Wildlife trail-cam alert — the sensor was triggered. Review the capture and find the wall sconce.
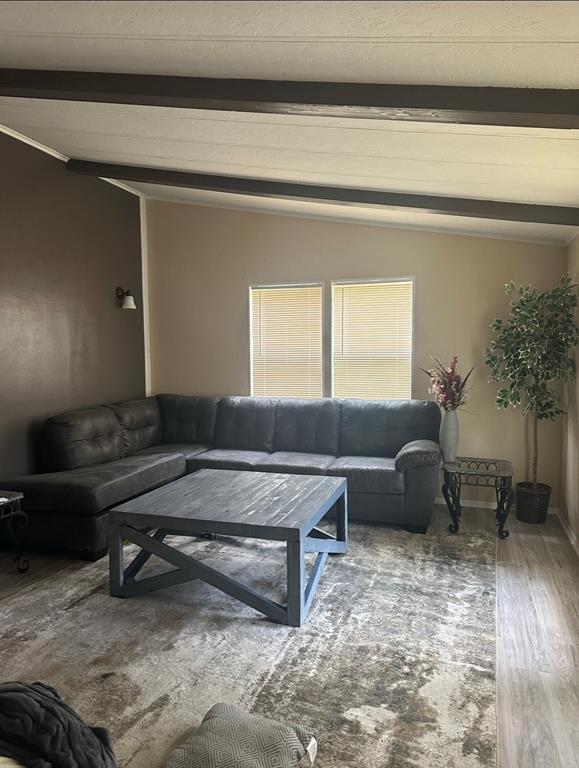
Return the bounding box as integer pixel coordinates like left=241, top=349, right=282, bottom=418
left=116, top=286, right=136, bottom=310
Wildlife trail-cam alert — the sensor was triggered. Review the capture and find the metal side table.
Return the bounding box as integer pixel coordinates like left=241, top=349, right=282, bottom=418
left=442, top=457, right=514, bottom=539
left=0, top=491, right=29, bottom=572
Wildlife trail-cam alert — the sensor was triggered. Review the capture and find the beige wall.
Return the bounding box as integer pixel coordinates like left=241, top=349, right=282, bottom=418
left=563, top=235, right=579, bottom=538
left=146, top=200, right=566, bottom=505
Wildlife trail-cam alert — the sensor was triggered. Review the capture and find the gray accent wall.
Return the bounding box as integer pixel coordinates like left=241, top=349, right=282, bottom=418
left=0, top=131, right=145, bottom=476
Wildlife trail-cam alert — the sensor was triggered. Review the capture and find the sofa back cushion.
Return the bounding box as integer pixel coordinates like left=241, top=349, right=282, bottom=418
left=274, top=398, right=339, bottom=455
left=339, top=399, right=441, bottom=458
left=111, top=397, right=161, bottom=454
left=43, top=406, right=126, bottom=471
left=214, top=396, right=277, bottom=452
left=156, top=394, right=220, bottom=445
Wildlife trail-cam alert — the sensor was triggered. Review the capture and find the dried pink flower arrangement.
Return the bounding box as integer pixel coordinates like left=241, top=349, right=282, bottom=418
left=421, top=356, right=473, bottom=411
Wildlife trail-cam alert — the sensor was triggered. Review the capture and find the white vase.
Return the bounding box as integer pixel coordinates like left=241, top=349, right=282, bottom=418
left=440, top=409, right=459, bottom=464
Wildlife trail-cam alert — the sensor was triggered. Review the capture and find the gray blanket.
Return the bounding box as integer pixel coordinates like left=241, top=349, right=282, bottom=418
left=0, top=682, right=117, bottom=768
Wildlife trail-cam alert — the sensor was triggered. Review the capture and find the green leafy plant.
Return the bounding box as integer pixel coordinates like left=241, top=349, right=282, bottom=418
left=485, top=275, right=578, bottom=487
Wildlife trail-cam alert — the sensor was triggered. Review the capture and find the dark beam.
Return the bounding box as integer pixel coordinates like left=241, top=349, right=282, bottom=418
left=66, top=159, right=579, bottom=227
left=1, top=69, right=578, bottom=129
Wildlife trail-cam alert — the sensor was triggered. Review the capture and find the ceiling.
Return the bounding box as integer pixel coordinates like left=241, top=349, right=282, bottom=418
left=0, top=1, right=578, bottom=245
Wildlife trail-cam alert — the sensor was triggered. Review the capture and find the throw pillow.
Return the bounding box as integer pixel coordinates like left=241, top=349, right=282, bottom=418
left=164, top=703, right=317, bottom=767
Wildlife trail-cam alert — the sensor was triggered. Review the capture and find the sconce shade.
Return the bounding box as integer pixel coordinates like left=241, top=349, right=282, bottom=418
left=116, top=286, right=137, bottom=310
left=121, top=291, right=136, bottom=310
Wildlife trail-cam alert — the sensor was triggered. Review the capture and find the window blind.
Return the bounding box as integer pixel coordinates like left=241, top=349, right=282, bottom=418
left=332, top=280, right=413, bottom=400
left=251, top=284, right=323, bottom=398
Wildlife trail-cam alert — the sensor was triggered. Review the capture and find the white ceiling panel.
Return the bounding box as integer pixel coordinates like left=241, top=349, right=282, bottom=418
left=0, top=99, right=577, bottom=169
left=34, top=148, right=579, bottom=207
left=0, top=99, right=577, bottom=206
left=0, top=1, right=578, bottom=86
left=0, top=1, right=577, bottom=244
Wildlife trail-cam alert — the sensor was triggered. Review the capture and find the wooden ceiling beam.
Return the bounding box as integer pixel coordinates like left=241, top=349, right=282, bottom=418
left=1, top=69, right=578, bottom=129
left=66, top=159, right=579, bottom=226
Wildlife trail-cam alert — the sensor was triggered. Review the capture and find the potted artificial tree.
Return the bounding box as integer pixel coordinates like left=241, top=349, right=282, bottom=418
left=485, top=275, right=578, bottom=523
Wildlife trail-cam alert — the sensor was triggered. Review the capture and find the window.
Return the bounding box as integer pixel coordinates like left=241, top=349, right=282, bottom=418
left=332, top=280, right=413, bottom=400
left=250, top=284, right=323, bottom=398
left=249, top=279, right=413, bottom=400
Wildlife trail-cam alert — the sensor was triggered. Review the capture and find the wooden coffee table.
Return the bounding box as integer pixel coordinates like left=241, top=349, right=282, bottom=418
left=108, top=469, right=348, bottom=626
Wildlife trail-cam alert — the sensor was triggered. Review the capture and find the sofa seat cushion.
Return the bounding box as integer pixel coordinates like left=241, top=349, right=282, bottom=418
left=188, top=449, right=271, bottom=472
left=255, top=452, right=335, bottom=475
left=137, top=443, right=211, bottom=472
left=138, top=443, right=210, bottom=460
left=2, top=453, right=185, bottom=516
left=327, top=456, right=405, bottom=494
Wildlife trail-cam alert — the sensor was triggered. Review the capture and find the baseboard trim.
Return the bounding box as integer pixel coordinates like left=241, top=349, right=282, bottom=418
left=435, top=497, right=579, bottom=558
left=434, top=496, right=561, bottom=515
left=556, top=509, right=579, bottom=559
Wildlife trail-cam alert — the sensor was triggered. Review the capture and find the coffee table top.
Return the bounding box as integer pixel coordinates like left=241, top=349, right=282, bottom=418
left=110, top=469, right=347, bottom=541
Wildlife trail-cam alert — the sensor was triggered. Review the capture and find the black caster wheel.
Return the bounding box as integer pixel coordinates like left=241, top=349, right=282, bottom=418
left=498, top=529, right=510, bottom=540
left=448, top=523, right=459, bottom=534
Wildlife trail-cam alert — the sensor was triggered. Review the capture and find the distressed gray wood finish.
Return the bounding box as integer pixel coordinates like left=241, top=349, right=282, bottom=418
left=108, top=469, right=348, bottom=626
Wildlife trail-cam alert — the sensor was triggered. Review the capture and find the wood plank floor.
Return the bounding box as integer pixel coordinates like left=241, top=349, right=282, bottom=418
left=430, top=504, right=579, bottom=768
left=1, top=504, right=578, bottom=767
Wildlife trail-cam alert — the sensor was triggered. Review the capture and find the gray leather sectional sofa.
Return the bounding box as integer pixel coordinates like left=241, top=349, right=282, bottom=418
left=1, top=395, right=441, bottom=560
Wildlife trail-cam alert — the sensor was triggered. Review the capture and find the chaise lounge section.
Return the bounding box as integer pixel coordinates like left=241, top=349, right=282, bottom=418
left=1, top=395, right=441, bottom=560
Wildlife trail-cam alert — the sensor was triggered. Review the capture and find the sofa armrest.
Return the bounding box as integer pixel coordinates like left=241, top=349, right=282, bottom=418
left=395, top=440, right=441, bottom=472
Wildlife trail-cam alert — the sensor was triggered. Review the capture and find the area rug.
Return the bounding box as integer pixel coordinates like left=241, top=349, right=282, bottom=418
left=0, top=525, right=496, bottom=768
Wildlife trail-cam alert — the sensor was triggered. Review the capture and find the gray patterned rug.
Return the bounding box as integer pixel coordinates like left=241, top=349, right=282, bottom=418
left=0, top=525, right=496, bottom=768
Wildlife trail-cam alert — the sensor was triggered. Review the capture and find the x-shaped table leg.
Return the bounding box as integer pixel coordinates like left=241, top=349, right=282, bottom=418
left=109, top=493, right=348, bottom=627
